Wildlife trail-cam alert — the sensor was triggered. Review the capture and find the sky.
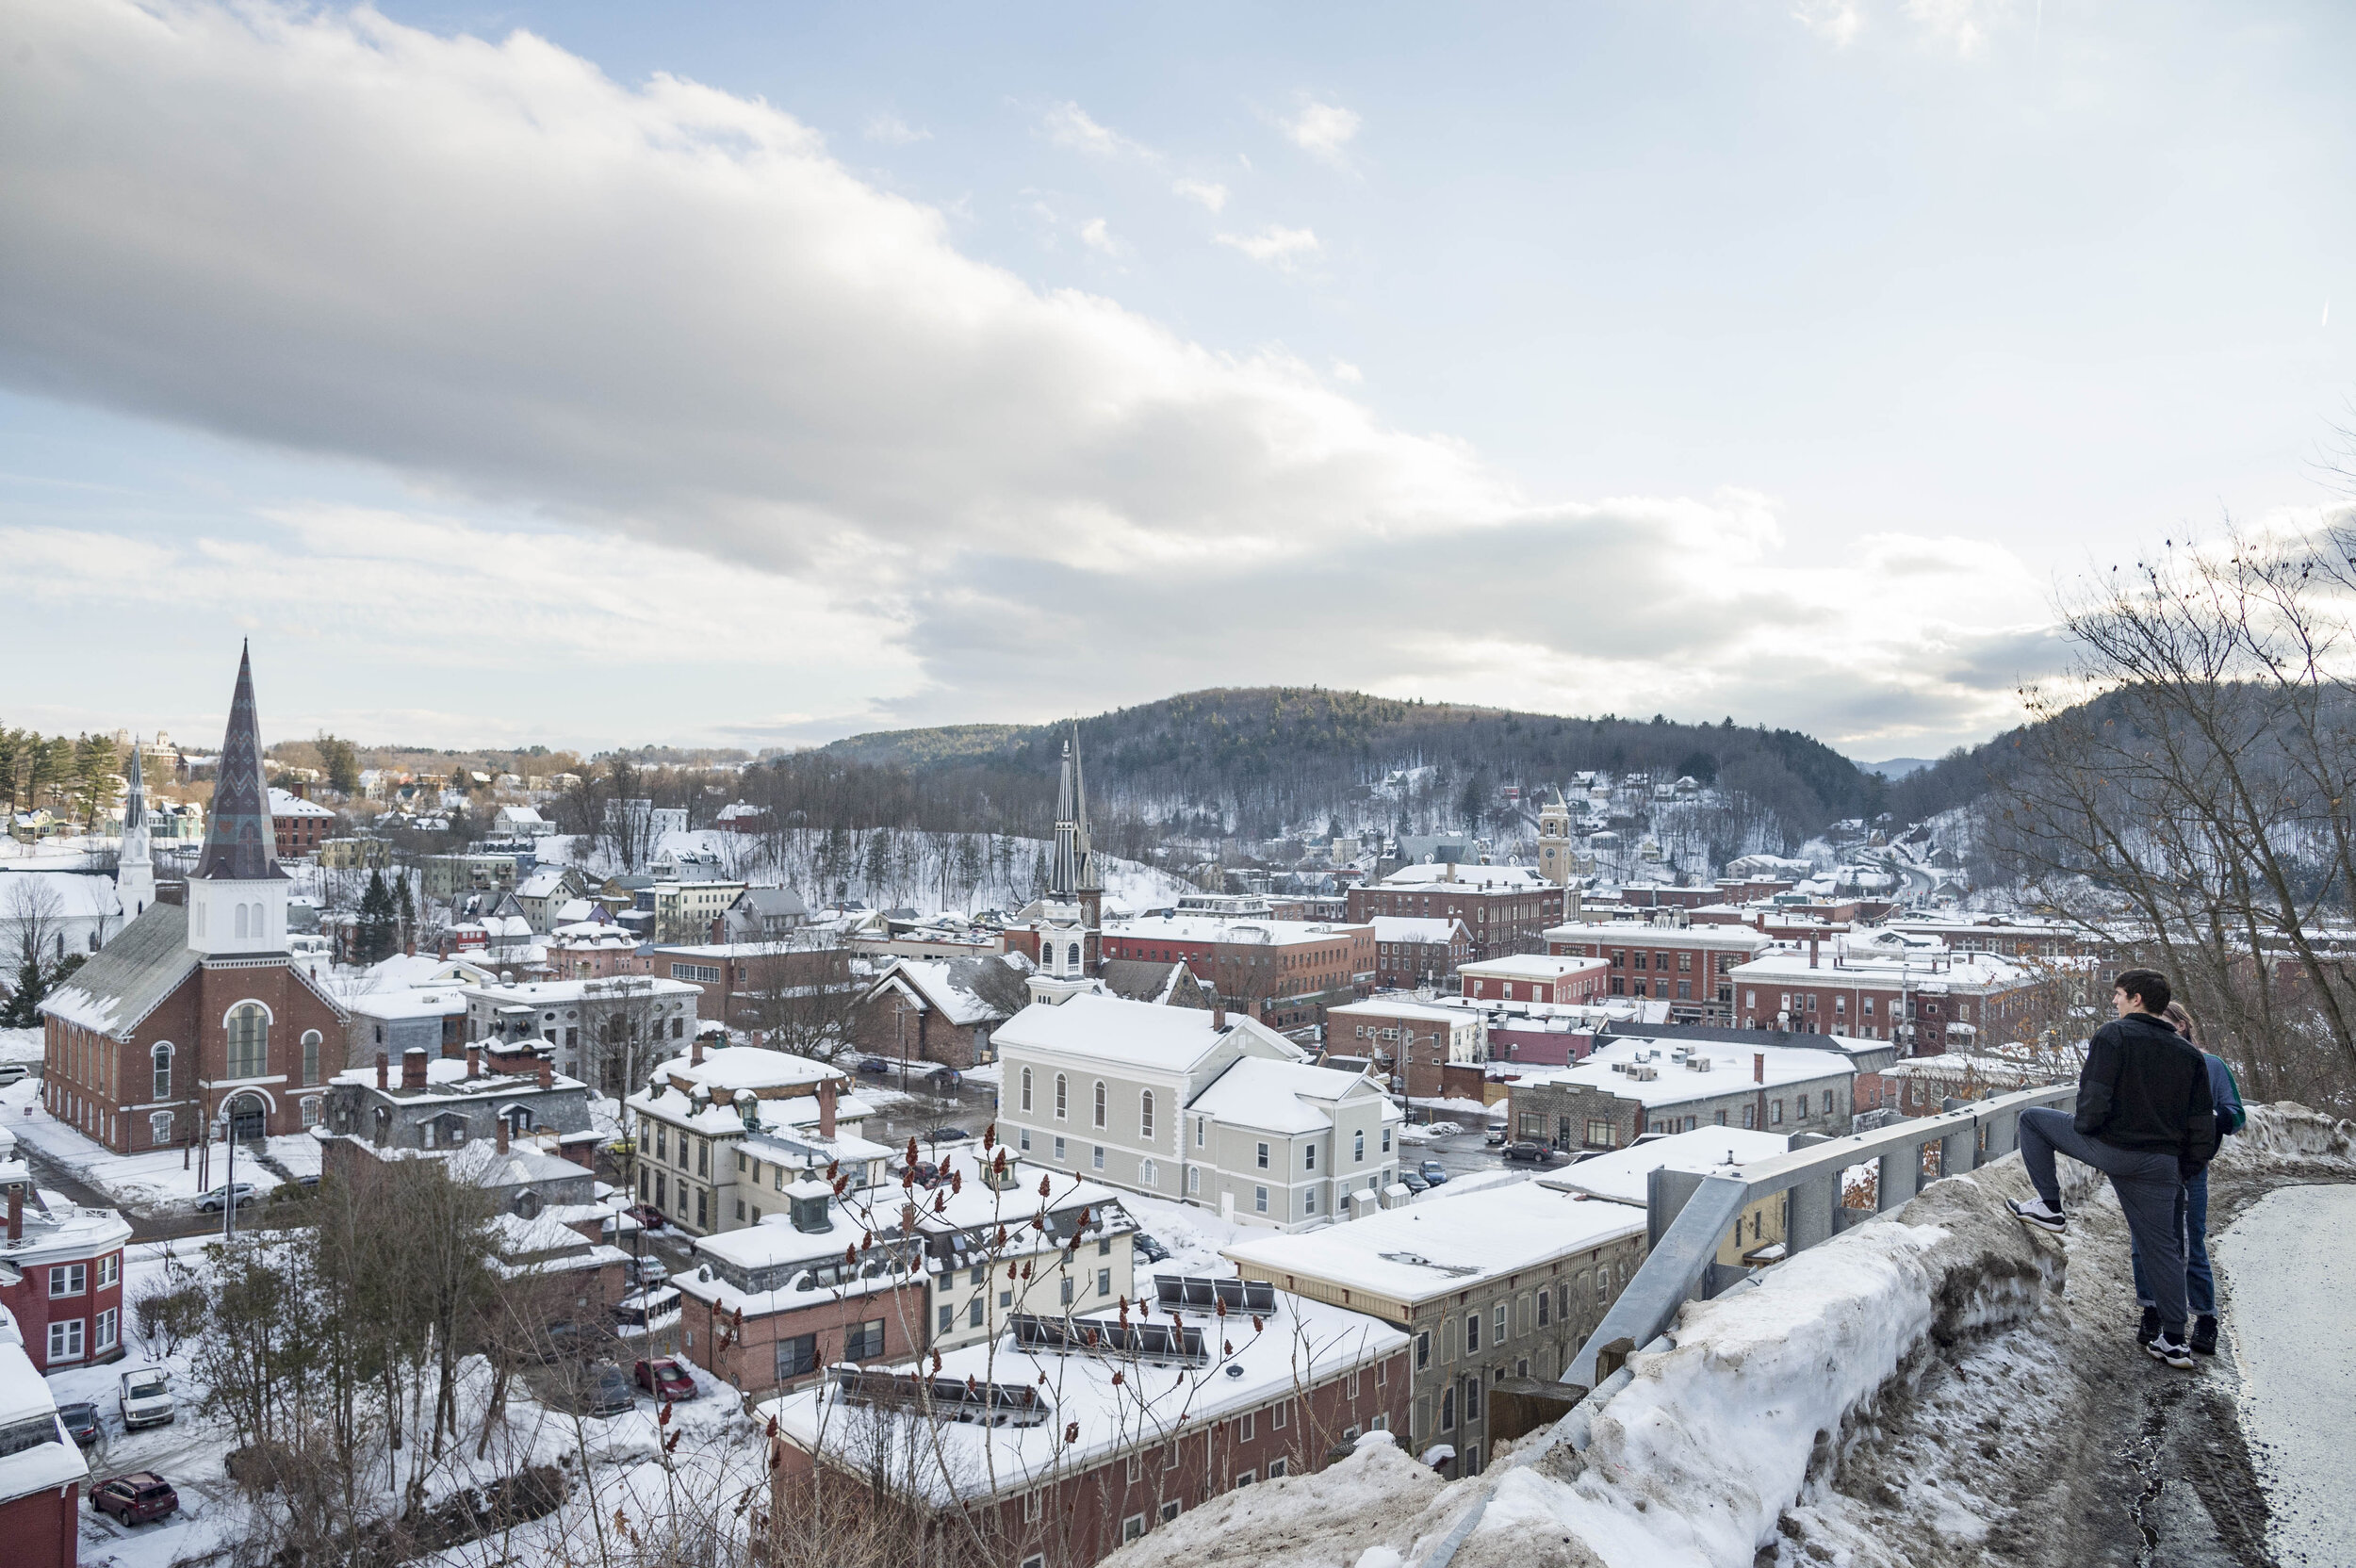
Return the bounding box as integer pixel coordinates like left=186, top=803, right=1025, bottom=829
left=1, top=0, right=2350, bottom=763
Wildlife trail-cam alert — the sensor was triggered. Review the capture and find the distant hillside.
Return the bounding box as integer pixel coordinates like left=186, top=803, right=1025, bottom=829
left=1859, top=757, right=1937, bottom=778
left=821, top=687, right=1882, bottom=851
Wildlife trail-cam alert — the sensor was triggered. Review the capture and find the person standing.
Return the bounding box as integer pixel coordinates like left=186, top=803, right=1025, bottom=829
left=2128, top=1002, right=2246, bottom=1354
left=2006, top=969, right=2218, bottom=1368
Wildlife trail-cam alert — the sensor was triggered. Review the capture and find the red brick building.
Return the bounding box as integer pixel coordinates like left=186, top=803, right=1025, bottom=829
left=1100, top=915, right=1374, bottom=1031
left=1367, top=915, right=1470, bottom=988
left=1726, top=931, right=2052, bottom=1051
left=1346, top=865, right=1566, bottom=964
left=1544, top=920, right=1773, bottom=1024
left=1457, top=954, right=1609, bottom=1006
left=267, top=784, right=336, bottom=861
left=0, top=1341, right=86, bottom=1568
left=0, top=1163, right=132, bottom=1374
left=40, top=646, right=350, bottom=1153
left=1326, top=997, right=1485, bottom=1099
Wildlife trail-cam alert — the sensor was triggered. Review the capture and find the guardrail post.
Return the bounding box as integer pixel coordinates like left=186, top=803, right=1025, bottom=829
left=1938, top=1099, right=1976, bottom=1178
left=1984, top=1104, right=2020, bottom=1158
left=1877, top=1138, right=1919, bottom=1211
left=1785, top=1132, right=1834, bottom=1255
left=1647, top=1166, right=1706, bottom=1251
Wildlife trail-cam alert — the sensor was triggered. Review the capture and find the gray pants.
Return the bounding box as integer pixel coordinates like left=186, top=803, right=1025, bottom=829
left=2019, top=1107, right=2189, bottom=1333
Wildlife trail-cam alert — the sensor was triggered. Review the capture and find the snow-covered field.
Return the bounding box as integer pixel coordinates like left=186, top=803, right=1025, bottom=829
left=0, top=1080, right=312, bottom=1207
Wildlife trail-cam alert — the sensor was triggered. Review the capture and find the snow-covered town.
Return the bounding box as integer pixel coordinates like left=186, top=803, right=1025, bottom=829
left=8, top=5, right=2356, bottom=1566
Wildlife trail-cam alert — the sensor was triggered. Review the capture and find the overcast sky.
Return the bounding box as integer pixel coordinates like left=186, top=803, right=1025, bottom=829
left=2, top=0, right=2349, bottom=761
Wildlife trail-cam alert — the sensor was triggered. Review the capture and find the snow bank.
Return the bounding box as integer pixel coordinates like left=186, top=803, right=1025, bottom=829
left=1106, top=1429, right=1450, bottom=1568
left=0, top=1027, right=41, bottom=1066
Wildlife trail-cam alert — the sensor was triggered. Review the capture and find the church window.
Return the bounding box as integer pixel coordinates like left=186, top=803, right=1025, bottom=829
left=1140, top=1090, right=1154, bottom=1140
left=152, top=1042, right=173, bottom=1102
left=234, top=904, right=250, bottom=939
left=1021, top=1068, right=1034, bottom=1112
left=1055, top=1074, right=1068, bottom=1119
left=1067, top=943, right=1081, bottom=970
left=226, top=1004, right=270, bottom=1080
left=1093, top=1080, right=1107, bottom=1129
left=302, top=1030, right=321, bottom=1086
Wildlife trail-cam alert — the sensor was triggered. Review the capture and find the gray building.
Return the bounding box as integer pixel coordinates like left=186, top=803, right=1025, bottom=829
left=1506, top=1034, right=1857, bottom=1153
left=321, top=1040, right=599, bottom=1160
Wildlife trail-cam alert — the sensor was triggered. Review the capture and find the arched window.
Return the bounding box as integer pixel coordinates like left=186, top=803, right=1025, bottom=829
left=1092, top=1080, right=1107, bottom=1130
left=148, top=1111, right=174, bottom=1147
left=1021, top=1068, right=1034, bottom=1113
left=1141, top=1158, right=1158, bottom=1187
left=507, top=1106, right=533, bottom=1134
left=234, top=903, right=250, bottom=939
left=1139, top=1090, right=1154, bottom=1140
left=1055, top=1074, right=1068, bottom=1119
left=151, top=1043, right=173, bottom=1102
left=226, top=1004, right=269, bottom=1080
left=1067, top=942, right=1081, bottom=970
left=301, top=1030, right=321, bottom=1086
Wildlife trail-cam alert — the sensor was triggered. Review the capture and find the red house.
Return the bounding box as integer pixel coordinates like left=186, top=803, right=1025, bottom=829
left=0, top=1341, right=86, bottom=1568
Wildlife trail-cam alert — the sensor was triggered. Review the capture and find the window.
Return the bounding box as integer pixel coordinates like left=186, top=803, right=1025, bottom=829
left=1196, top=1118, right=1205, bottom=1148
left=1141, top=1158, right=1157, bottom=1186
left=149, top=1111, right=174, bottom=1146
left=152, top=1042, right=172, bottom=1101
left=1067, top=942, right=1081, bottom=970
left=1464, top=1379, right=1481, bottom=1421
left=1354, top=1129, right=1365, bottom=1162
left=1093, top=1081, right=1107, bottom=1129
left=1187, top=1167, right=1200, bottom=1195
left=734, top=1200, right=745, bottom=1222
left=1495, top=1303, right=1508, bottom=1344
left=1256, top=1142, right=1269, bottom=1169
left=1021, top=1068, right=1033, bottom=1112
left=47, top=1318, right=83, bottom=1363
left=1304, top=1186, right=1317, bottom=1215
left=1140, top=1090, right=1154, bottom=1140
left=48, top=1263, right=86, bottom=1298
left=969, top=1297, right=986, bottom=1328
left=1242, top=1410, right=1256, bottom=1441
left=1061, top=1277, right=1076, bottom=1306
left=1440, top=1388, right=1455, bottom=1430
left=1594, top=1271, right=1608, bottom=1305
left=1054, top=1137, right=1066, bottom=1162
left=301, top=1030, right=321, bottom=1086
left=776, top=1334, right=818, bottom=1380
left=843, top=1320, right=886, bottom=1360
left=1742, top=1105, right=1758, bottom=1129
left=1235, top=1470, right=1256, bottom=1488
left=1585, top=1119, right=1615, bottom=1148
left=226, top=1003, right=269, bottom=1080
left=1304, top=1144, right=1316, bottom=1171
left=1268, top=1458, right=1288, bottom=1478
left=94, top=1307, right=119, bottom=1353
left=1091, top=1145, right=1104, bottom=1170
left=1055, top=1075, right=1068, bottom=1119
left=1537, top=1290, right=1550, bottom=1327
left=1019, top=1128, right=1032, bottom=1152
left=1464, top=1310, right=1480, bottom=1353
left=939, top=1304, right=954, bottom=1334
left=1099, top=1268, right=1112, bottom=1298
left=1023, top=1493, right=1045, bottom=1525
left=1254, top=1185, right=1268, bottom=1214
left=1824, top=1090, right=1836, bottom=1115
left=1161, top=1501, right=1182, bottom=1524
left=300, top=1097, right=319, bottom=1130
left=1122, top=1516, right=1146, bottom=1544
left=1415, top=1331, right=1431, bottom=1370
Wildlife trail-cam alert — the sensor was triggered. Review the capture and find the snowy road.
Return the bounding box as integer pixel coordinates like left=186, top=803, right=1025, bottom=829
left=2217, top=1184, right=2356, bottom=1568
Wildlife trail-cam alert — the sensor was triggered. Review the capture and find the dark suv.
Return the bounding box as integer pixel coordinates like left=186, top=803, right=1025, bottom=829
left=91, top=1472, right=179, bottom=1526
left=1501, top=1141, right=1562, bottom=1165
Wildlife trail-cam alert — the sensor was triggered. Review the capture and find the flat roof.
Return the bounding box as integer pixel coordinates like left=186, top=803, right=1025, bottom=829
left=1535, top=1127, right=1790, bottom=1204
left=1508, top=1035, right=1853, bottom=1106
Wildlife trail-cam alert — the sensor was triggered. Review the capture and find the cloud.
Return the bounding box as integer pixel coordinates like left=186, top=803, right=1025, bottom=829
left=1283, top=99, right=1362, bottom=163
left=863, top=110, right=929, bottom=145
left=1172, top=177, right=1229, bottom=212
left=1077, top=217, right=1119, bottom=255
left=0, top=0, right=2056, bottom=753
left=1215, top=225, right=1323, bottom=270
left=1787, top=0, right=2013, bottom=55
left=1041, top=101, right=1142, bottom=158
left=1790, top=0, right=1866, bottom=45
left=1331, top=360, right=1363, bottom=384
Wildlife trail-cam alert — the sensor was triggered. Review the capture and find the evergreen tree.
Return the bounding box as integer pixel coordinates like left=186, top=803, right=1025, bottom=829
left=393, top=874, right=416, bottom=945
left=356, top=870, right=397, bottom=964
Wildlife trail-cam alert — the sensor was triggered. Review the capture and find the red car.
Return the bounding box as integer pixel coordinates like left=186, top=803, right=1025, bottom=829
left=91, top=1472, right=179, bottom=1526
left=623, top=1203, right=669, bottom=1232
left=635, top=1357, right=696, bottom=1401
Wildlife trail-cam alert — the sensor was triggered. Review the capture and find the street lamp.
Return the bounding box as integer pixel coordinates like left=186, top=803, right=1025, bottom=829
left=210, top=1104, right=238, bottom=1242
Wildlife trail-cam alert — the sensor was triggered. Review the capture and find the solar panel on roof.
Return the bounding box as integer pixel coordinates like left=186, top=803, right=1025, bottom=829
left=1153, top=1275, right=1277, bottom=1314
left=833, top=1367, right=1050, bottom=1427
left=1010, top=1312, right=1207, bottom=1365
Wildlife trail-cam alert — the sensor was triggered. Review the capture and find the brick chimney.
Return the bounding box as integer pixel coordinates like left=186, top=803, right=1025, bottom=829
left=536, top=1057, right=553, bottom=1090
left=401, top=1047, right=429, bottom=1090
left=496, top=1119, right=510, bottom=1154
left=818, top=1078, right=837, bottom=1137
left=466, top=1044, right=481, bottom=1080
left=404, top=938, right=417, bottom=958
left=691, top=1036, right=705, bottom=1067
left=6, top=1186, right=20, bottom=1242
left=1753, top=1052, right=1766, bottom=1084
left=1212, top=1004, right=1227, bottom=1031
left=1808, top=934, right=1820, bottom=970
left=376, top=1052, right=389, bottom=1089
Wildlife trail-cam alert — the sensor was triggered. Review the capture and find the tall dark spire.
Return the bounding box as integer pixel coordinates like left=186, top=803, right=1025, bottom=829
left=122, top=737, right=146, bottom=831
left=194, top=642, right=285, bottom=882
left=1049, top=725, right=1104, bottom=907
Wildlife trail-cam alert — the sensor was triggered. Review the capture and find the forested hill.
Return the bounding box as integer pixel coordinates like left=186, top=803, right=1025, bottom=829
left=822, top=687, right=1880, bottom=845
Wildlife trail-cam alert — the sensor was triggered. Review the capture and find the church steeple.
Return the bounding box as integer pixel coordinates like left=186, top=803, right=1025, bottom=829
left=116, top=735, right=155, bottom=919
left=187, top=642, right=290, bottom=957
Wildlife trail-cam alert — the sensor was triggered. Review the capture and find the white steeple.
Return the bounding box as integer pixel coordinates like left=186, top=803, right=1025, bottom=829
left=186, top=642, right=290, bottom=958
left=116, top=735, right=155, bottom=920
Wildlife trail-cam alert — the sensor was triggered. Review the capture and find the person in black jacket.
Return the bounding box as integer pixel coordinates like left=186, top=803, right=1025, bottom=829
left=2006, top=969, right=2218, bottom=1368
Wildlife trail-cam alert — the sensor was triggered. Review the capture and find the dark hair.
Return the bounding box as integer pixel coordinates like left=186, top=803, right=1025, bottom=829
left=2164, top=1001, right=2199, bottom=1043
left=2115, top=969, right=2172, bottom=1015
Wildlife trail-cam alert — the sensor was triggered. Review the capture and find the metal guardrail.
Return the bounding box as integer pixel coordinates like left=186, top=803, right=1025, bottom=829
left=1413, top=1082, right=2076, bottom=1568
left=1562, top=1081, right=2076, bottom=1388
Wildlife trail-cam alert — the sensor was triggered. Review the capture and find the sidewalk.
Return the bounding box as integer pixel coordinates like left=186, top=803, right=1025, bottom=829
left=0, top=1079, right=307, bottom=1210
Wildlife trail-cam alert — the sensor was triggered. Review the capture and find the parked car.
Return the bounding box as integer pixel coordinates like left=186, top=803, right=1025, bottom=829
left=1501, top=1141, right=1561, bottom=1166
left=627, top=1253, right=671, bottom=1286
left=928, top=1066, right=963, bottom=1090
left=857, top=1056, right=893, bottom=1076
left=1418, top=1160, right=1449, bottom=1185
left=196, top=1182, right=259, bottom=1212
left=922, top=1126, right=973, bottom=1145
left=118, top=1367, right=174, bottom=1430
left=1483, top=1128, right=1508, bottom=1148
left=56, top=1401, right=101, bottom=1447
left=90, top=1472, right=179, bottom=1527
left=635, top=1357, right=696, bottom=1401
left=1398, top=1169, right=1431, bottom=1194
left=586, top=1364, right=637, bottom=1417
left=622, top=1203, right=669, bottom=1232
left=1422, top=1120, right=1462, bottom=1138
left=0, top=1063, right=28, bottom=1086
left=1133, top=1233, right=1171, bottom=1264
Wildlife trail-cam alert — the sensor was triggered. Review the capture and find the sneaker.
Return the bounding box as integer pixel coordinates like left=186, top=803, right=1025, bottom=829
left=2007, top=1197, right=2067, bottom=1233
left=2136, top=1306, right=2160, bottom=1347
left=2190, top=1315, right=2219, bottom=1356
left=2147, top=1332, right=2197, bottom=1370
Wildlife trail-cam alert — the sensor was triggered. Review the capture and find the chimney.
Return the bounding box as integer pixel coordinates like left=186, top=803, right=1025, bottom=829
left=401, top=1047, right=429, bottom=1090
left=691, top=1036, right=705, bottom=1067
left=1753, top=1052, right=1766, bottom=1085
left=1808, top=934, right=1820, bottom=970
left=466, top=1043, right=481, bottom=1080
left=496, top=1119, right=510, bottom=1154
left=535, top=1057, right=553, bottom=1090
left=818, top=1078, right=837, bottom=1138
left=376, top=1052, right=389, bottom=1090
left=6, top=1186, right=19, bottom=1242
left=404, top=939, right=417, bottom=958
left=1212, top=1004, right=1227, bottom=1031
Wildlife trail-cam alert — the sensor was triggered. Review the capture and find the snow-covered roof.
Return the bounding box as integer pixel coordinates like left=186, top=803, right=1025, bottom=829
left=1509, top=1035, right=1855, bottom=1106
left=338, top=952, right=497, bottom=992
left=657, top=1045, right=841, bottom=1095
left=865, top=954, right=1030, bottom=1026
left=462, top=975, right=697, bottom=1005
left=1728, top=932, right=2034, bottom=989
left=1326, top=996, right=1479, bottom=1027
left=1107, top=913, right=1366, bottom=948
left=1368, top=916, right=1466, bottom=943
left=37, top=901, right=194, bottom=1038
left=266, top=786, right=336, bottom=820
left=761, top=1285, right=1404, bottom=1502
left=1221, top=1182, right=1645, bottom=1310
left=0, top=1342, right=87, bottom=1506
left=1379, top=862, right=1552, bottom=890
left=1535, top=1127, right=1791, bottom=1205
left=329, top=1053, right=588, bottom=1100
left=994, top=990, right=1301, bottom=1074
left=339, top=987, right=466, bottom=1021
left=1188, top=1057, right=1399, bottom=1135
left=1543, top=920, right=1772, bottom=951
left=1457, top=954, right=1609, bottom=982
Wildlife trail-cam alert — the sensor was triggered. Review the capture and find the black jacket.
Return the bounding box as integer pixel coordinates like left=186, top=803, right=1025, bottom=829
left=2074, top=1012, right=2220, bottom=1166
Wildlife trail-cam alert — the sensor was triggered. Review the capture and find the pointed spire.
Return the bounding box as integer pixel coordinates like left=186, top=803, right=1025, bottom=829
left=194, top=641, right=286, bottom=883
left=123, top=736, right=145, bottom=831
left=1072, top=724, right=1102, bottom=894
left=1050, top=736, right=1080, bottom=899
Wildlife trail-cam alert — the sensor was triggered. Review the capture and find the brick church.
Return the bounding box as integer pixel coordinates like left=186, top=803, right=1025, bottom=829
left=40, top=645, right=349, bottom=1153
